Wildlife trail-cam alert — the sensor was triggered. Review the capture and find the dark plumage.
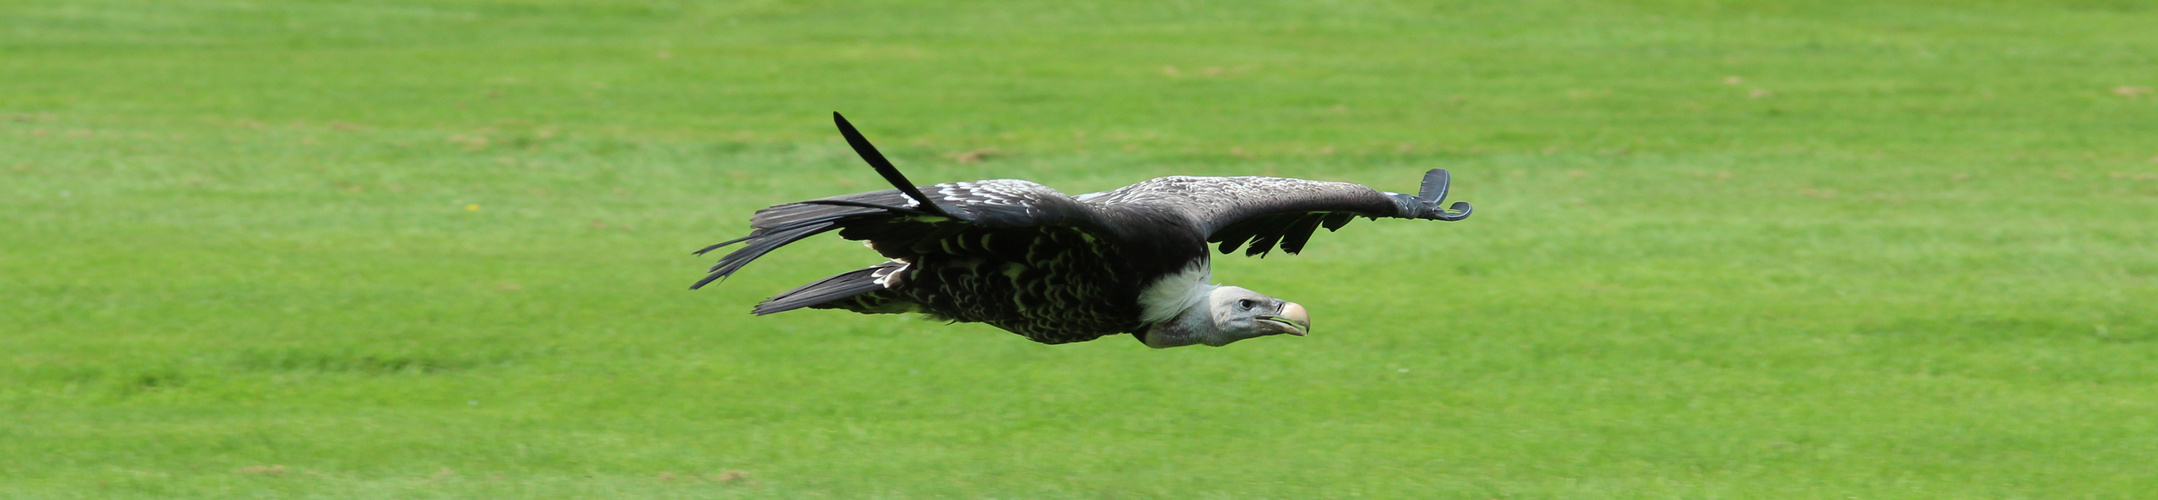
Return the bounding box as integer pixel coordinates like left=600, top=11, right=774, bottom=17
left=693, top=113, right=1473, bottom=348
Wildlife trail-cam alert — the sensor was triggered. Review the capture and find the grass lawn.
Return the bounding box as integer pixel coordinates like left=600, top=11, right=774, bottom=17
left=4, top=0, right=2156, bottom=497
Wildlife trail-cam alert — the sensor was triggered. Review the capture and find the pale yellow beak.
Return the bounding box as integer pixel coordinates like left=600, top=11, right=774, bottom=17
left=1278, top=302, right=1310, bottom=336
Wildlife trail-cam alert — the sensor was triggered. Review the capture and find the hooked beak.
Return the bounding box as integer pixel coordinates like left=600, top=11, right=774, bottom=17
left=1265, top=302, right=1311, bottom=336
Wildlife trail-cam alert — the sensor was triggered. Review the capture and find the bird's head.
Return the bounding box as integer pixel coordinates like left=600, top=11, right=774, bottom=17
left=1141, top=286, right=1310, bottom=348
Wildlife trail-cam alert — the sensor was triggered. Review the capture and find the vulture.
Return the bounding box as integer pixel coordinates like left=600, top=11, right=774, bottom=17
left=693, top=113, right=1473, bottom=348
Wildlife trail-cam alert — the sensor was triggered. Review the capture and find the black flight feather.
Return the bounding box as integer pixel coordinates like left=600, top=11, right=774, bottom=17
left=692, top=223, right=840, bottom=289
left=1418, top=168, right=1451, bottom=203
left=1245, top=230, right=1284, bottom=257
left=796, top=199, right=932, bottom=214
left=693, top=234, right=753, bottom=256
left=753, top=265, right=894, bottom=315
left=834, top=112, right=949, bottom=217
left=1321, top=212, right=1356, bottom=231
left=1277, top=213, right=1326, bottom=255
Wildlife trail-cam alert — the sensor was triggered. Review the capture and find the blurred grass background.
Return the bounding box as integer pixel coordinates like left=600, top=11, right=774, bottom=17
left=4, top=0, right=2156, bottom=497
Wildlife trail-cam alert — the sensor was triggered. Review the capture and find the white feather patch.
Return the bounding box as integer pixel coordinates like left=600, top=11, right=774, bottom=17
left=1137, top=260, right=1213, bottom=324
left=872, top=260, right=909, bottom=288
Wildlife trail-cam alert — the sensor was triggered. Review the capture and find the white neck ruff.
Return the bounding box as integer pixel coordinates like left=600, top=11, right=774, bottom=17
left=1137, top=261, right=1214, bottom=324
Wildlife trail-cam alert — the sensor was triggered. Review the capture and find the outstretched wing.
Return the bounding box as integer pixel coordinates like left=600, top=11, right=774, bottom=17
left=691, top=113, right=1111, bottom=290
left=1078, top=169, right=1471, bottom=257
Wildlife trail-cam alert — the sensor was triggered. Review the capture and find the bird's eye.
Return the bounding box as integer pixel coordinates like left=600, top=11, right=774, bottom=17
left=1238, top=299, right=1255, bottom=310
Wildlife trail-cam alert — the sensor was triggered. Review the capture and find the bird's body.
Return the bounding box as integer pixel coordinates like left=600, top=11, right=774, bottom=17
left=695, top=114, right=1472, bottom=348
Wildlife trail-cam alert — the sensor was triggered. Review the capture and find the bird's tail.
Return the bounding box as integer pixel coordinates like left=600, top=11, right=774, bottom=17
left=689, top=217, right=845, bottom=290
left=691, top=112, right=934, bottom=290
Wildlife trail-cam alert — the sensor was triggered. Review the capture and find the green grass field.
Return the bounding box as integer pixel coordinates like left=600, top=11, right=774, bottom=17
left=5, top=0, right=2156, bottom=497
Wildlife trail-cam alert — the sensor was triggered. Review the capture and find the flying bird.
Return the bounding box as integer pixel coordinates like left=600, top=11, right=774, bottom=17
left=693, top=113, right=1473, bottom=348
